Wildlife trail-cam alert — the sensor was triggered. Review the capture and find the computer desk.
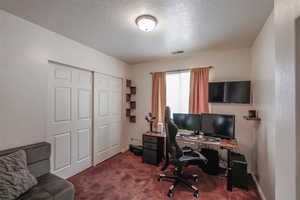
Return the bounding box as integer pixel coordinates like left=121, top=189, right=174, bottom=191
left=162, top=135, right=239, bottom=191
left=144, top=132, right=238, bottom=150
left=176, top=136, right=239, bottom=151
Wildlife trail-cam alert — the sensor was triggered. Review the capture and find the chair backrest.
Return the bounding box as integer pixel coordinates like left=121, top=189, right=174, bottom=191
left=165, top=106, right=183, bottom=162
left=0, top=142, right=51, bottom=178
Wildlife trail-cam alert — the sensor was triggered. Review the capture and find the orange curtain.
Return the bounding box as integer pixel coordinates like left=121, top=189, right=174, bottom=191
left=189, top=67, right=210, bottom=114
left=151, top=72, right=166, bottom=126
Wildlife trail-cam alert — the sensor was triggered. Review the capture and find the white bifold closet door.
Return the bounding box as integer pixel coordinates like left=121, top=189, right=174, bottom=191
left=93, top=73, right=122, bottom=165
left=47, top=63, right=92, bottom=178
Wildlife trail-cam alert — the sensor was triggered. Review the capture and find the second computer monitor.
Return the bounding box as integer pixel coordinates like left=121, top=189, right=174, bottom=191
left=173, top=113, right=201, bottom=131
left=201, top=113, right=235, bottom=139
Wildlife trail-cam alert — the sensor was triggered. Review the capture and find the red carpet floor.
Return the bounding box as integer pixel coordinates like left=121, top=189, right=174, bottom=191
left=68, top=151, right=261, bottom=200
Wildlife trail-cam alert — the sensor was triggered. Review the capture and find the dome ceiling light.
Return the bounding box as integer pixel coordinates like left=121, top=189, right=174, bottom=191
left=135, top=15, right=158, bottom=32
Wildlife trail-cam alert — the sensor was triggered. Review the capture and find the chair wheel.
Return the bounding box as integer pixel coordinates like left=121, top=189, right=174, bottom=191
left=167, top=190, right=174, bottom=198
left=193, top=191, right=199, bottom=198
left=192, top=175, right=199, bottom=182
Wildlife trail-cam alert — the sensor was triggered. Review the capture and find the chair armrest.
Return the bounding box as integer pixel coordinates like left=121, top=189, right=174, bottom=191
left=183, top=149, right=193, bottom=154
left=193, top=151, right=208, bottom=164
left=182, top=146, right=193, bottom=154
left=182, top=147, right=208, bottom=164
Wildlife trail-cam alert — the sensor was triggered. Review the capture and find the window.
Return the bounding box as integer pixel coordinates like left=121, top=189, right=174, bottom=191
left=166, top=71, right=190, bottom=116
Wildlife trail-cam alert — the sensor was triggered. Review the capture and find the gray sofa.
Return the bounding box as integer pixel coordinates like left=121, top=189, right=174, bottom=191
left=0, top=142, right=75, bottom=200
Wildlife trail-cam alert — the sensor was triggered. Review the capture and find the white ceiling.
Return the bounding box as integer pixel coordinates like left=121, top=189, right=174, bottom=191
left=0, top=0, right=273, bottom=64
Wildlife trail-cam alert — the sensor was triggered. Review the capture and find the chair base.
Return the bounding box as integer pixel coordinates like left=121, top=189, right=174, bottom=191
left=158, top=169, right=200, bottom=198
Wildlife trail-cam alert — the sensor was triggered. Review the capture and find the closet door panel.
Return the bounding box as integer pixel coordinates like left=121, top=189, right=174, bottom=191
left=48, top=63, right=92, bottom=178
left=93, top=73, right=122, bottom=166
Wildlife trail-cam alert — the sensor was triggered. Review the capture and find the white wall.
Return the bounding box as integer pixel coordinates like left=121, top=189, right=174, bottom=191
left=129, top=48, right=256, bottom=172
left=0, top=10, right=130, bottom=151
left=251, top=13, right=275, bottom=200
left=0, top=12, right=3, bottom=63
left=297, top=15, right=300, bottom=200
left=274, top=0, right=300, bottom=200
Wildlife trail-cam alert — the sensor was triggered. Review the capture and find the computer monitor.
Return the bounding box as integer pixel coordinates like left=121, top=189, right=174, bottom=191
left=201, top=113, right=235, bottom=139
left=173, top=113, right=187, bottom=130
left=185, top=114, right=201, bottom=131
left=173, top=113, right=201, bottom=132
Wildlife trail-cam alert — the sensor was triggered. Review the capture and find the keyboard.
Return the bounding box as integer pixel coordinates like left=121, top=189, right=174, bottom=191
left=198, top=137, right=220, bottom=143
left=177, top=133, right=221, bottom=143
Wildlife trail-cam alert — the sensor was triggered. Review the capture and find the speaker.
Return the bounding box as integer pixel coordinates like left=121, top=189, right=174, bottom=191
left=201, top=148, right=220, bottom=175
left=229, top=152, right=248, bottom=190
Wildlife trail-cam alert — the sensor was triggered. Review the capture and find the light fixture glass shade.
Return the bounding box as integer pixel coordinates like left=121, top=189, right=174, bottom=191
left=136, top=15, right=157, bottom=32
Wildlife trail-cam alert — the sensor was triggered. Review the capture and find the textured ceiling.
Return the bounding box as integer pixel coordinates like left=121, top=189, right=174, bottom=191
left=0, top=0, right=273, bottom=64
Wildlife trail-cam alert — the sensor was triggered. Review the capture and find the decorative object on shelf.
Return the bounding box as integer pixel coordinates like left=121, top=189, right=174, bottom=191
left=126, top=109, right=131, bottom=117
left=126, top=94, right=131, bottom=102
left=126, top=79, right=136, bottom=123
left=130, top=87, right=136, bottom=94
left=145, top=113, right=156, bottom=132
left=248, top=110, right=257, bottom=118
left=243, top=116, right=261, bottom=121
left=243, top=110, right=261, bottom=121
left=130, top=116, right=136, bottom=123
left=126, top=79, right=131, bottom=87
left=130, top=101, right=136, bottom=109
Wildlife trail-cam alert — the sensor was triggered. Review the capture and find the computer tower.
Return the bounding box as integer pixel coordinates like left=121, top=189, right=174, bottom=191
left=228, top=152, right=248, bottom=190
left=201, top=148, right=220, bottom=175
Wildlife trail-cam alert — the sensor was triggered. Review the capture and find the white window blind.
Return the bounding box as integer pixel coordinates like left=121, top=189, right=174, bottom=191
left=166, top=71, right=190, bottom=116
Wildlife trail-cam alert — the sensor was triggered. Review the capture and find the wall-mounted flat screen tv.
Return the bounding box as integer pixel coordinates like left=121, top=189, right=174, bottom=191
left=208, top=81, right=251, bottom=104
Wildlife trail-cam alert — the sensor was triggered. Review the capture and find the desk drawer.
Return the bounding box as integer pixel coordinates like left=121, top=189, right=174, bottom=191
left=143, top=149, right=158, bottom=165
left=143, top=135, right=158, bottom=143
left=143, top=142, right=157, bottom=150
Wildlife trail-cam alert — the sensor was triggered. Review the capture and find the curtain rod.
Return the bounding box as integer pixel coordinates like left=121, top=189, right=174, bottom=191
left=149, top=66, right=213, bottom=75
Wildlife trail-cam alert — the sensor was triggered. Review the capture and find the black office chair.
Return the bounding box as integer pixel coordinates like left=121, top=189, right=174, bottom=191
left=158, top=107, right=207, bottom=198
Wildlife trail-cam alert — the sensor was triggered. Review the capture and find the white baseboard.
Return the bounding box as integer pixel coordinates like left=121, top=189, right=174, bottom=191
left=252, top=174, right=266, bottom=200
left=121, top=147, right=129, bottom=153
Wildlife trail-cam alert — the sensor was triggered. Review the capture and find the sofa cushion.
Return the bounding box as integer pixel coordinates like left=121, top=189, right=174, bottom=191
left=19, top=173, right=74, bottom=200
left=0, top=142, right=51, bottom=178
left=38, top=173, right=74, bottom=200
left=0, top=150, right=38, bottom=200
left=18, top=186, right=53, bottom=200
